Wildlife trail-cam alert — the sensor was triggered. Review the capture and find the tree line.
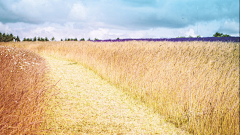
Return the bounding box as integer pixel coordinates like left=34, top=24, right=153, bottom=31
left=0, top=32, right=20, bottom=42
left=176, top=32, right=231, bottom=38
left=23, top=37, right=50, bottom=42
left=0, top=32, right=233, bottom=42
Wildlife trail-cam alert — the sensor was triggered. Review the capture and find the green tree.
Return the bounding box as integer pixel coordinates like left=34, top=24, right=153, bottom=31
left=74, top=38, right=78, bottom=41
left=213, top=32, right=231, bottom=37
left=7, top=34, right=14, bottom=42
left=45, top=37, right=49, bottom=41
left=80, top=38, right=85, bottom=41
left=213, top=32, right=223, bottom=37
left=61, top=39, right=63, bottom=41
left=33, top=37, right=37, bottom=41
left=38, top=37, right=41, bottom=41
left=222, top=34, right=230, bottom=37
left=87, top=38, right=91, bottom=41
left=0, top=32, right=2, bottom=42
left=51, top=37, right=55, bottom=41
left=2, top=33, right=6, bottom=42
left=16, top=36, right=20, bottom=42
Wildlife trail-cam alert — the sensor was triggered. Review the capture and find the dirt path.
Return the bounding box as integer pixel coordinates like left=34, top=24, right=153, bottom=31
left=43, top=55, right=188, bottom=134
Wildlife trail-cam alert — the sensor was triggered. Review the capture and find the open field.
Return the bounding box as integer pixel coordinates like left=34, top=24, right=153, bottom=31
left=40, top=55, right=188, bottom=134
left=0, top=46, right=52, bottom=134
left=1, top=41, right=239, bottom=134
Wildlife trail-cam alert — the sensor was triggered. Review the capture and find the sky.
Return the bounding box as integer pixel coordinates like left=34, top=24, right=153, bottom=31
left=0, top=0, right=239, bottom=41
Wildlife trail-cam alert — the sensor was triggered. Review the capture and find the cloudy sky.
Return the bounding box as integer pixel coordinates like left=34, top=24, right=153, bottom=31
left=0, top=0, right=239, bottom=40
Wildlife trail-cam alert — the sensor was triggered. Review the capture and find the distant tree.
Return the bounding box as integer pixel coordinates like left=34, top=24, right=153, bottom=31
left=197, top=35, right=201, bottom=38
left=2, top=33, right=6, bottom=42
left=68, top=38, right=70, bottom=41
left=176, top=36, right=186, bottom=38
left=213, top=32, right=231, bottom=37
left=8, top=34, right=14, bottom=42
left=222, top=34, right=230, bottom=37
left=94, top=38, right=98, bottom=41
left=33, top=37, right=37, bottom=41
left=41, top=37, right=45, bottom=41
left=51, top=37, right=55, bottom=41
left=74, top=38, right=78, bottom=41
left=0, top=32, right=19, bottom=42
left=80, top=38, right=85, bottom=41
left=23, top=38, right=27, bottom=41
left=0, top=32, right=2, bottom=42
left=61, top=39, right=63, bottom=41
left=38, top=37, right=41, bottom=41
left=116, top=37, right=120, bottom=40
left=45, top=37, right=49, bottom=41
left=87, top=38, right=91, bottom=41
left=16, top=36, right=20, bottom=42
left=213, top=32, right=223, bottom=37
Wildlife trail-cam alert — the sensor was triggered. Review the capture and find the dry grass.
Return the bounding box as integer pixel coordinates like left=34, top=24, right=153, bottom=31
left=2, top=41, right=239, bottom=134
left=0, top=46, right=51, bottom=134
left=40, top=55, right=188, bottom=134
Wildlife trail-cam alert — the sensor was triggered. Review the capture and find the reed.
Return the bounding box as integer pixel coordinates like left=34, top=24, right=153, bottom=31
left=3, top=41, right=239, bottom=134
left=0, top=46, right=51, bottom=134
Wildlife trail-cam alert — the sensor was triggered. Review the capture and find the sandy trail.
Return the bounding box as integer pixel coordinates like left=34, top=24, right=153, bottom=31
left=43, top=55, right=188, bottom=134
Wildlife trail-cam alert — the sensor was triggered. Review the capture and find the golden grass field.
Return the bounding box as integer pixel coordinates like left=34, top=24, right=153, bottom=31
left=1, top=41, right=239, bottom=134
left=40, top=55, right=188, bottom=134
left=0, top=46, right=53, bottom=134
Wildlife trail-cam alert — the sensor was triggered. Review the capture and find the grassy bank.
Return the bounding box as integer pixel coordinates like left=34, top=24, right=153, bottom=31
left=2, top=41, right=239, bottom=134
left=0, top=46, right=51, bottom=134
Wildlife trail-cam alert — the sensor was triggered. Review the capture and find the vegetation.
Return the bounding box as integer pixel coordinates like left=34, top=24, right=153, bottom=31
left=4, top=41, right=239, bottom=135
left=0, top=46, right=52, bottom=134
left=0, top=32, right=20, bottom=42
left=213, top=32, right=231, bottom=37
left=176, top=36, right=196, bottom=38
left=23, top=37, right=50, bottom=42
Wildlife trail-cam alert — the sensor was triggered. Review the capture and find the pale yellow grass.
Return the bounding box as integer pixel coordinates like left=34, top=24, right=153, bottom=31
left=41, top=55, right=188, bottom=134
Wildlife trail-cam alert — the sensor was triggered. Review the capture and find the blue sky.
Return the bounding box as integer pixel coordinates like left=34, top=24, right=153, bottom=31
left=0, top=0, right=239, bottom=40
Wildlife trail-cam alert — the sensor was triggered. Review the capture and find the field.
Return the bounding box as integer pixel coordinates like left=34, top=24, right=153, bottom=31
left=0, top=41, right=239, bottom=134
left=0, top=46, right=53, bottom=134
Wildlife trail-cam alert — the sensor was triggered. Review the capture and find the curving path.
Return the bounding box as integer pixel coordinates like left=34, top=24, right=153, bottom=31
left=42, top=55, right=189, bottom=134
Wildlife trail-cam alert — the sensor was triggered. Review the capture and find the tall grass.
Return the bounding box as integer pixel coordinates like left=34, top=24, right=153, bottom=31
left=0, top=46, right=51, bottom=134
left=3, top=41, right=239, bottom=134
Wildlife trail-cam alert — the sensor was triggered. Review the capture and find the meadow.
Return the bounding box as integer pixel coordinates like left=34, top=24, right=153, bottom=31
left=0, top=46, right=52, bottom=134
left=1, top=41, right=239, bottom=134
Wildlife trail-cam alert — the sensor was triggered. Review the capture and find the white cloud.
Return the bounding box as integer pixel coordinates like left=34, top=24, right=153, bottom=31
left=88, top=28, right=110, bottom=39
left=218, top=20, right=239, bottom=35
left=185, top=29, right=197, bottom=37
left=69, top=2, right=87, bottom=21
left=0, top=22, right=9, bottom=33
